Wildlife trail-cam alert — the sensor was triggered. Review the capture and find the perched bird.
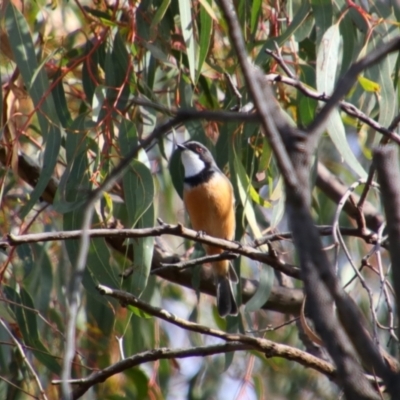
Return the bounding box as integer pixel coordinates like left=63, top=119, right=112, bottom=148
left=177, top=141, right=238, bottom=317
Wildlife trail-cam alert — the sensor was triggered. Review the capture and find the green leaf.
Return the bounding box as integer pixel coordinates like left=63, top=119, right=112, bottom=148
left=228, top=143, right=274, bottom=311
left=0, top=298, right=16, bottom=324
left=127, top=305, right=152, bottom=319
left=244, top=265, right=274, bottom=313
left=61, top=117, right=119, bottom=298
left=150, top=0, right=171, bottom=31
left=28, top=243, right=53, bottom=314
left=4, top=286, right=61, bottom=374
left=233, top=156, right=266, bottom=239
left=119, top=120, right=154, bottom=227
left=5, top=4, right=62, bottom=218
left=198, top=0, right=212, bottom=80
left=129, top=199, right=155, bottom=298
left=316, top=23, right=340, bottom=95
left=119, top=118, right=155, bottom=296
left=82, top=41, right=100, bottom=104
left=105, top=30, right=131, bottom=112
left=311, top=0, right=333, bottom=46
left=270, top=178, right=285, bottom=229
left=366, top=34, right=398, bottom=129
left=250, top=0, right=262, bottom=34
left=52, top=70, right=73, bottom=127
left=316, top=24, right=367, bottom=179
left=19, top=288, right=39, bottom=341
left=325, top=110, right=366, bottom=178
left=54, top=115, right=91, bottom=213
left=4, top=5, right=55, bottom=126
left=125, top=160, right=155, bottom=226
left=4, top=286, right=29, bottom=339
left=86, top=293, right=115, bottom=337
left=29, top=338, right=61, bottom=375
left=20, top=125, right=62, bottom=217
left=178, top=0, right=196, bottom=82
left=339, top=12, right=356, bottom=76
left=124, top=367, right=150, bottom=398
left=87, top=237, right=118, bottom=287
left=16, top=244, right=34, bottom=278
left=357, top=76, right=380, bottom=93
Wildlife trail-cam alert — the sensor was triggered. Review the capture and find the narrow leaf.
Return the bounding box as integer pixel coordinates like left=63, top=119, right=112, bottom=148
left=119, top=120, right=154, bottom=227
left=316, top=24, right=367, bottom=178
left=367, top=35, right=397, bottom=128
left=150, top=0, right=171, bottom=30
left=119, top=118, right=155, bottom=296
left=316, top=23, right=340, bottom=95
left=244, top=265, right=274, bottom=313
left=325, top=110, right=367, bottom=178
left=4, top=286, right=61, bottom=374
left=178, top=0, right=196, bottom=82
left=198, top=0, right=212, bottom=79
left=5, top=4, right=62, bottom=217
left=234, top=157, right=265, bottom=239
left=53, top=115, right=90, bottom=213
left=130, top=208, right=155, bottom=297
left=250, top=0, right=262, bottom=34
left=311, top=0, right=333, bottom=46
left=233, top=151, right=273, bottom=311
left=198, top=0, right=217, bottom=21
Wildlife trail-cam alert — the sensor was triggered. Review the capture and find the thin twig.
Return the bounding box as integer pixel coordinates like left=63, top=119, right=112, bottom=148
left=96, top=284, right=337, bottom=376
left=265, top=45, right=295, bottom=78
left=265, top=74, right=400, bottom=145
left=3, top=222, right=301, bottom=280
left=66, top=343, right=252, bottom=398
left=0, top=375, right=39, bottom=399
left=153, top=252, right=238, bottom=273
left=331, top=179, right=379, bottom=270
left=0, top=319, right=48, bottom=400
left=308, top=36, right=400, bottom=139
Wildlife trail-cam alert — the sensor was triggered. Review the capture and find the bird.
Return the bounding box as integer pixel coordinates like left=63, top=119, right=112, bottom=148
left=177, top=141, right=238, bottom=317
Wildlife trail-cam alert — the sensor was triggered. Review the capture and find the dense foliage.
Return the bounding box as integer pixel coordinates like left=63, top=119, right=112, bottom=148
left=1, top=0, right=400, bottom=399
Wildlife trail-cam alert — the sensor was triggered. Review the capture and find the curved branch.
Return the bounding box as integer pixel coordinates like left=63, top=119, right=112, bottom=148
left=217, top=0, right=400, bottom=397
left=96, top=284, right=336, bottom=374
left=2, top=222, right=300, bottom=279
left=265, top=74, right=400, bottom=145
left=66, top=343, right=253, bottom=399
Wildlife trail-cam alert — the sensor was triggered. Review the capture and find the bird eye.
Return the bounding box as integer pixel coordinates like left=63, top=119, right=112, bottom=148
left=196, top=146, right=203, bottom=153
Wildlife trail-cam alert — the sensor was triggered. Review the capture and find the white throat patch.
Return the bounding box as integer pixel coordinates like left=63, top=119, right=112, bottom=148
left=181, top=150, right=205, bottom=177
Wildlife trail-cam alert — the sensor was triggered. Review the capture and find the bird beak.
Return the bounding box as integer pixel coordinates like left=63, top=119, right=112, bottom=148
left=177, top=143, right=186, bottom=151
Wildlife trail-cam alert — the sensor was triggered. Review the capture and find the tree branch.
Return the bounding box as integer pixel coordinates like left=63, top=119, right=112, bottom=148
left=308, top=36, right=400, bottom=139
left=218, top=0, right=400, bottom=398
left=316, top=163, right=384, bottom=233
left=373, top=146, right=400, bottom=342
left=1, top=222, right=300, bottom=279
left=96, top=284, right=336, bottom=375
left=265, top=74, right=400, bottom=145
left=66, top=342, right=252, bottom=399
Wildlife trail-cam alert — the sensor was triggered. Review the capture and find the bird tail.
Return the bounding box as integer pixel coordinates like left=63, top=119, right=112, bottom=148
left=216, top=274, right=238, bottom=317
